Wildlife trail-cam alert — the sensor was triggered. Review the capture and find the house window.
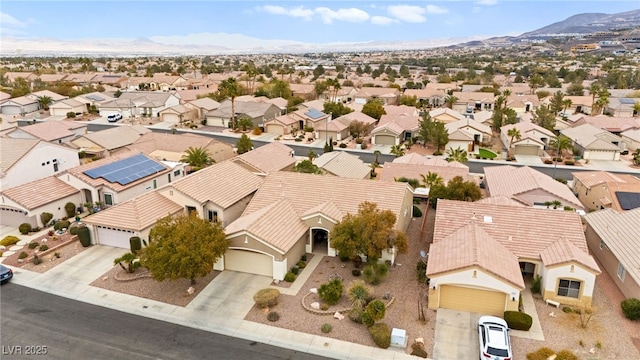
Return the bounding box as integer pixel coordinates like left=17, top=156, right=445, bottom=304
left=208, top=210, right=218, bottom=222
left=174, top=170, right=180, bottom=177
left=617, top=263, right=626, bottom=281
left=557, top=279, right=581, bottom=298
left=168, top=174, right=172, bottom=183
left=104, top=193, right=114, bottom=206
left=153, top=179, right=157, bottom=189
left=53, top=163, right=59, bottom=172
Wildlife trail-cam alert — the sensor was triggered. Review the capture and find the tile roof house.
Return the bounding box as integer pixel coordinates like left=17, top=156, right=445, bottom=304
left=0, top=95, right=39, bottom=115
left=206, top=99, right=281, bottom=128
left=313, top=151, right=371, bottom=179
left=98, top=91, right=181, bottom=118
left=158, top=104, right=199, bottom=124
left=5, top=120, right=87, bottom=144
left=353, top=87, right=400, bottom=105
left=429, top=108, right=466, bottom=124
left=621, top=129, right=640, bottom=151
left=264, top=114, right=299, bottom=136
left=484, top=165, right=584, bottom=211
left=450, top=91, right=496, bottom=113
left=48, top=98, right=87, bottom=117
left=371, top=114, right=420, bottom=146
left=118, top=132, right=235, bottom=164
left=444, top=118, right=492, bottom=153
left=222, top=171, right=414, bottom=280
left=70, top=125, right=150, bottom=157
left=379, top=161, right=469, bottom=197
left=403, top=88, right=445, bottom=108
left=0, top=138, right=80, bottom=190
left=561, top=124, right=625, bottom=161
left=572, top=115, right=640, bottom=136
left=184, top=97, right=221, bottom=121
left=73, top=92, right=116, bottom=113
left=500, top=122, right=555, bottom=156
left=0, top=176, right=81, bottom=228
left=427, top=200, right=600, bottom=316
left=572, top=171, right=640, bottom=212
left=232, top=142, right=295, bottom=174
left=584, top=208, right=640, bottom=299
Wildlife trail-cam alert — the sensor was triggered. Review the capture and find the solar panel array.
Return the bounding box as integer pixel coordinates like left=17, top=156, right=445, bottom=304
left=305, top=108, right=326, bottom=119
left=619, top=98, right=636, bottom=105
left=615, top=191, right=640, bottom=210
left=86, top=94, right=105, bottom=101
left=84, top=154, right=166, bottom=186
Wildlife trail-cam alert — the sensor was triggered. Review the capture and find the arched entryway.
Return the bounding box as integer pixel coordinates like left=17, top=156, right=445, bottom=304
left=311, top=228, right=329, bottom=255
left=519, top=261, right=536, bottom=279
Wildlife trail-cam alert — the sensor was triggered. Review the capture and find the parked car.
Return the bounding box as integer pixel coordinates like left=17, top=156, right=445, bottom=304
left=107, top=113, right=123, bottom=122
left=0, top=264, right=13, bottom=284
left=478, top=316, right=512, bottom=360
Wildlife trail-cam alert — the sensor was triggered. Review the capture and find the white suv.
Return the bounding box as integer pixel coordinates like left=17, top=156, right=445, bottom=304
left=107, top=113, right=123, bottom=122
left=478, top=316, right=512, bottom=360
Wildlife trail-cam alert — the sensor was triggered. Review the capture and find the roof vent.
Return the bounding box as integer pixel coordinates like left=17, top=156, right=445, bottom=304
left=471, top=212, right=477, bottom=220
left=483, top=216, right=493, bottom=223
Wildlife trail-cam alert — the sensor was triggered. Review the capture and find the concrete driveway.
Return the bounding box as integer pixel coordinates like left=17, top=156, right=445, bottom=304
left=432, top=309, right=480, bottom=360
left=514, top=154, right=543, bottom=165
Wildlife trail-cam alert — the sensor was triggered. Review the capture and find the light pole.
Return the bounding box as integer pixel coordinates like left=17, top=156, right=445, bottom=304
left=552, top=135, right=562, bottom=179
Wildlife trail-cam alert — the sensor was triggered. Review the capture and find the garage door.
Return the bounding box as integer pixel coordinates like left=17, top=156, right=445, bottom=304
left=0, top=207, right=35, bottom=227
left=225, top=249, right=273, bottom=277
left=266, top=124, right=285, bottom=135
left=96, top=226, right=134, bottom=249
left=162, top=113, right=180, bottom=123
left=439, top=285, right=506, bottom=317
left=1, top=105, right=22, bottom=115
left=375, top=134, right=396, bottom=146
left=515, top=145, right=540, bottom=156
left=588, top=150, right=615, bottom=161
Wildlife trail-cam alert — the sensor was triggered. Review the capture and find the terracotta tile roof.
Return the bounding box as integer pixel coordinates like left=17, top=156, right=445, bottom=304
left=434, top=200, right=591, bottom=261
left=584, top=208, right=640, bottom=285
left=540, top=238, right=600, bottom=273
left=392, top=153, right=429, bottom=165
left=2, top=176, right=79, bottom=210
left=268, top=114, right=298, bottom=126
left=233, top=142, right=295, bottom=174
left=243, top=171, right=410, bottom=224
left=445, top=118, right=492, bottom=135
left=377, top=114, right=420, bottom=132
left=314, top=151, right=371, bottom=179
left=561, top=124, right=622, bottom=151
left=475, top=196, right=527, bottom=207
left=429, top=108, right=466, bottom=121
left=13, top=120, right=86, bottom=142
left=76, top=125, right=150, bottom=151
left=572, top=171, right=640, bottom=188
left=0, top=138, right=39, bottom=174
left=124, top=132, right=234, bottom=164
left=379, top=162, right=468, bottom=185
left=83, top=191, right=183, bottom=231
left=225, top=199, right=308, bottom=253
left=301, top=200, right=344, bottom=222
left=382, top=105, right=419, bottom=117
left=169, top=160, right=263, bottom=208
left=427, top=222, right=525, bottom=289
left=500, top=121, right=555, bottom=139
left=484, top=165, right=583, bottom=209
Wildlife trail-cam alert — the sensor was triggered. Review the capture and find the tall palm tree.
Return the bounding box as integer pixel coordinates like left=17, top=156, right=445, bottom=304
left=181, top=146, right=214, bottom=172
left=390, top=145, right=405, bottom=157
left=373, top=150, right=381, bottom=165
left=561, top=98, right=573, bottom=116
left=36, top=95, right=53, bottom=110
left=549, top=135, right=574, bottom=159
left=588, top=82, right=601, bottom=106
left=420, top=171, right=443, bottom=189
left=445, top=146, right=468, bottom=163
left=444, top=95, right=458, bottom=109
left=218, top=77, right=241, bottom=130
left=507, top=128, right=521, bottom=156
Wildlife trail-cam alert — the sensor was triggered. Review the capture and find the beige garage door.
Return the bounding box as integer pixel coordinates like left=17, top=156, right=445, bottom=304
left=266, top=124, right=284, bottom=135
left=515, top=145, right=540, bottom=156
left=225, top=249, right=273, bottom=277
left=588, top=150, right=615, bottom=161
left=439, top=285, right=506, bottom=317
left=375, top=134, right=396, bottom=146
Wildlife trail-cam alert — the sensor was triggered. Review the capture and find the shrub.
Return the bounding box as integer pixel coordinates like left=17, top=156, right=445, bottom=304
left=369, top=323, right=391, bottom=348
left=531, top=274, right=542, bottom=294
left=564, top=160, right=575, bottom=166
left=39, top=244, right=49, bottom=252
left=562, top=306, right=574, bottom=314
left=352, top=269, right=361, bottom=277
left=64, top=202, right=77, bottom=218
left=284, top=272, right=296, bottom=282
left=300, top=254, right=307, bottom=262
left=412, top=205, right=423, bottom=217
left=297, top=261, right=306, bottom=269
left=321, top=323, right=332, bottom=333
left=252, top=127, right=263, bottom=135
left=0, top=235, right=20, bottom=246
left=526, top=347, right=555, bottom=360
left=69, top=226, right=79, bottom=235
left=54, top=252, right=61, bottom=258
left=360, top=142, right=368, bottom=150
left=290, top=266, right=300, bottom=275
left=267, top=311, right=280, bottom=322
left=77, top=226, right=91, bottom=247
left=18, top=251, right=28, bottom=259
left=66, top=111, right=76, bottom=118
left=253, top=288, right=281, bottom=309
left=40, top=212, right=53, bottom=226
left=361, top=311, right=374, bottom=327
left=129, top=236, right=142, bottom=254
left=362, top=262, right=389, bottom=285
left=365, top=299, right=386, bottom=323
left=504, top=311, right=533, bottom=331
left=339, top=143, right=347, bottom=148
left=555, top=350, right=579, bottom=360
left=19, top=223, right=32, bottom=235
left=416, top=260, right=427, bottom=283
left=411, top=342, right=428, bottom=358
left=348, top=307, right=363, bottom=323
left=32, top=255, right=42, bottom=265
left=621, top=298, right=640, bottom=320
left=318, top=279, right=343, bottom=305
left=544, top=159, right=554, bottom=164
left=433, top=150, right=442, bottom=156
left=54, top=220, right=71, bottom=231
left=28, top=242, right=39, bottom=250
left=320, top=303, right=329, bottom=311
left=347, top=280, right=371, bottom=309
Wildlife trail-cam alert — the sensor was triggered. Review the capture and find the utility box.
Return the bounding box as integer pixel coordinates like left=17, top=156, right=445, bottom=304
left=390, top=328, right=407, bottom=348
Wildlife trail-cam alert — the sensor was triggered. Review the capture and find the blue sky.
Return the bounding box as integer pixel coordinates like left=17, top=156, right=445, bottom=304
left=2, top=1, right=639, bottom=45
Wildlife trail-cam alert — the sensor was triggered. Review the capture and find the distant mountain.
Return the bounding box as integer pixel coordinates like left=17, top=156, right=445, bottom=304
left=520, top=9, right=640, bottom=37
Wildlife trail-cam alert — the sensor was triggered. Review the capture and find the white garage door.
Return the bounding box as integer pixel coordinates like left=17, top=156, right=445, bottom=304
left=588, top=150, right=615, bottom=161
left=225, top=249, right=273, bottom=277
left=162, top=113, right=180, bottom=123
left=1, top=105, right=22, bottom=115
left=375, top=134, right=396, bottom=146
left=0, top=207, right=35, bottom=227
left=266, top=124, right=285, bottom=135
left=96, top=226, right=134, bottom=249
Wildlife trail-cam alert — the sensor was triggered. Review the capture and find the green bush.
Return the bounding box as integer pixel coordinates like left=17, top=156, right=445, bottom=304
left=54, top=220, right=71, bottom=231
left=284, top=272, right=296, bottom=282
left=361, top=311, right=374, bottom=327
left=129, top=236, right=142, bottom=254
left=526, top=347, right=555, bottom=360
left=412, top=205, right=423, bottom=217
left=564, top=160, right=575, bottom=166
left=416, top=260, right=427, bottom=283
left=267, top=311, right=280, bottom=322
left=18, top=251, right=28, bottom=259
left=410, top=342, right=428, bottom=358
left=28, top=242, right=39, bottom=250
left=39, top=244, right=49, bottom=252
left=300, top=254, right=307, bottom=262
left=348, top=307, right=363, bottom=323
left=352, top=269, right=361, bottom=277
left=321, top=323, right=332, bottom=333
left=77, top=226, right=91, bottom=247
left=66, top=111, right=76, bottom=118
left=339, top=143, right=347, bottom=148
left=347, top=280, right=371, bottom=309
left=253, top=288, right=281, bottom=309
left=69, top=226, right=79, bottom=235
left=0, top=235, right=20, bottom=246
left=297, top=261, right=306, bottom=269
left=32, top=255, right=42, bottom=265
left=363, top=262, right=389, bottom=285
left=64, top=202, right=77, bottom=218
left=320, top=303, right=329, bottom=311
left=318, top=279, right=343, bottom=305
left=555, top=350, right=579, bottom=360
left=504, top=311, right=533, bottom=331
left=40, top=212, right=53, bottom=226
left=290, top=266, right=299, bottom=275
left=19, top=223, right=32, bottom=235
left=531, top=274, right=542, bottom=294
left=365, top=299, right=386, bottom=323
left=369, top=323, right=391, bottom=348
left=621, top=298, right=640, bottom=320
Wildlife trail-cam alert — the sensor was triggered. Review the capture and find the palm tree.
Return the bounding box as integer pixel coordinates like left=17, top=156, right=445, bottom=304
left=390, top=144, right=405, bottom=157
left=507, top=128, right=521, bottom=156
left=445, top=146, right=468, bottom=163
left=549, top=135, right=574, bottom=159
left=36, top=95, right=53, bottom=110
left=218, top=77, right=241, bottom=130
left=444, top=95, right=458, bottom=109
left=307, top=149, right=316, bottom=162
left=561, top=98, right=573, bottom=116
left=373, top=150, right=381, bottom=165
left=588, top=82, right=601, bottom=106
left=420, top=171, right=443, bottom=189
left=369, top=162, right=380, bottom=178
left=180, top=146, right=213, bottom=172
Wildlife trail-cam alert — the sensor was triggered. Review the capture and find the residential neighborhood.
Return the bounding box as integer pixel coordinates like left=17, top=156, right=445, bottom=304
left=2, top=22, right=640, bottom=360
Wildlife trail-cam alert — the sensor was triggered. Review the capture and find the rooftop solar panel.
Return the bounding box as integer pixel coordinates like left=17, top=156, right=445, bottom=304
left=619, top=98, right=636, bottom=105
left=83, top=154, right=166, bottom=185
left=615, top=191, right=640, bottom=210
left=305, top=108, right=326, bottom=120
left=86, top=95, right=105, bottom=101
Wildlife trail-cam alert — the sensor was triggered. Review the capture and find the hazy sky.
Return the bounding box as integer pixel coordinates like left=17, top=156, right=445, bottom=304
left=2, top=1, right=638, bottom=45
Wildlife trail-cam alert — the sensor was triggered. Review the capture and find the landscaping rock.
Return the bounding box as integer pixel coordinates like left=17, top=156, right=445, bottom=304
left=8, top=245, right=23, bottom=251
left=186, top=286, right=195, bottom=295
left=17, top=240, right=29, bottom=246
left=311, top=302, right=320, bottom=310
left=2, top=250, right=16, bottom=257
left=334, top=312, right=344, bottom=320
left=310, top=288, right=318, bottom=294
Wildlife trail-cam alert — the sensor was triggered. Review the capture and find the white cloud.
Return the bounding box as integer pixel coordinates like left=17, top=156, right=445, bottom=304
left=1, top=12, right=36, bottom=36
left=371, top=16, right=396, bottom=25
left=314, top=7, right=370, bottom=24
left=426, top=5, right=448, bottom=14
left=256, top=5, right=314, bottom=20
left=387, top=5, right=426, bottom=23
left=476, top=0, right=498, bottom=5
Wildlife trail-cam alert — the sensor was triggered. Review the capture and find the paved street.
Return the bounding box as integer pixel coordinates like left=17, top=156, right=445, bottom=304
left=0, top=284, right=330, bottom=360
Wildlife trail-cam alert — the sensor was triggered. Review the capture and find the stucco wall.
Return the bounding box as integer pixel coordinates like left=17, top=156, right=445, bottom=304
left=541, top=263, right=597, bottom=308
left=1, top=143, right=80, bottom=190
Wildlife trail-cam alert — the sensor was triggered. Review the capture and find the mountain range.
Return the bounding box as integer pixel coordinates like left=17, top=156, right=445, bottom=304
left=2, top=9, right=639, bottom=56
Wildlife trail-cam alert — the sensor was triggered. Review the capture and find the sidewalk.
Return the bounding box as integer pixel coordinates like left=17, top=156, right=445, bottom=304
left=6, top=245, right=416, bottom=360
